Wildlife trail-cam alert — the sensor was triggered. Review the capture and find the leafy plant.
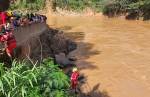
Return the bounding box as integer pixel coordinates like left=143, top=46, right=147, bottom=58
left=0, top=58, right=71, bottom=97
left=53, top=0, right=107, bottom=12
left=103, top=0, right=150, bottom=20
left=9, top=0, right=45, bottom=11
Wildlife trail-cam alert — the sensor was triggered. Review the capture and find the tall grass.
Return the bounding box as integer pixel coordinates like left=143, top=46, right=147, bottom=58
left=0, top=58, right=72, bottom=97
left=102, top=0, right=150, bottom=20
left=9, top=0, right=109, bottom=12
left=53, top=0, right=108, bottom=12
left=9, top=0, right=46, bottom=11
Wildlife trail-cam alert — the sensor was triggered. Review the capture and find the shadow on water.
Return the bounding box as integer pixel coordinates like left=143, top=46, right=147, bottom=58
left=63, top=42, right=100, bottom=77
left=61, top=29, right=110, bottom=97
left=79, top=84, right=110, bottom=97
left=78, top=75, right=110, bottom=97
left=65, top=31, right=85, bottom=41
left=58, top=26, right=73, bottom=31
left=75, top=42, right=101, bottom=70
left=64, top=31, right=100, bottom=69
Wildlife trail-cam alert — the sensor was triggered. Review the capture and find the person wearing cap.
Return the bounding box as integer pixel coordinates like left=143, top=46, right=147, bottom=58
left=71, top=67, right=79, bottom=91
left=6, top=11, right=13, bottom=17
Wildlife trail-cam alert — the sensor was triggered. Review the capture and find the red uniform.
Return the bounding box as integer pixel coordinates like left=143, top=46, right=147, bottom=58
left=6, top=32, right=16, bottom=55
left=71, top=71, right=79, bottom=89
left=0, top=32, right=16, bottom=56
left=0, top=12, right=7, bottom=25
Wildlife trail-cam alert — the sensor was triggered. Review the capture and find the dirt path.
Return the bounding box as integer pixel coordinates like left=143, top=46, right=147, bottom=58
left=47, top=15, right=150, bottom=97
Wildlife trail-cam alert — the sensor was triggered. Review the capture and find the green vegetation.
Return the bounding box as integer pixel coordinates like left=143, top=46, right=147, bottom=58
left=7, top=0, right=150, bottom=20
left=9, top=0, right=46, bottom=11
left=8, top=0, right=150, bottom=20
left=0, top=58, right=72, bottom=97
left=53, top=0, right=150, bottom=20
left=102, top=0, right=150, bottom=20
left=8, top=0, right=108, bottom=12
left=53, top=0, right=107, bottom=12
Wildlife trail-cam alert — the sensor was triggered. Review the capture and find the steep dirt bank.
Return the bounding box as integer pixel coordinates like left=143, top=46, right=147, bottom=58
left=0, top=23, right=77, bottom=65
left=46, top=15, right=150, bottom=97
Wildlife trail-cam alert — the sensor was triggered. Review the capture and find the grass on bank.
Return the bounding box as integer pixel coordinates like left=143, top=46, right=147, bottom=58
left=0, top=58, right=73, bottom=97
left=9, top=0, right=108, bottom=12
left=8, top=0, right=150, bottom=20
left=102, top=0, right=150, bottom=20
left=53, top=0, right=108, bottom=12
left=9, top=0, right=46, bottom=11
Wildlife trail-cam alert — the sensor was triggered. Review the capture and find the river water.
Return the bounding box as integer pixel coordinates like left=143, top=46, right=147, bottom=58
left=47, top=15, right=150, bottom=97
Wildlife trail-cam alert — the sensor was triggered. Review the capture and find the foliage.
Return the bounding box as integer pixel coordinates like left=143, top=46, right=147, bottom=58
left=8, top=0, right=150, bottom=20
left=102, top=0, right=150, bottom=20
left=52, top=0, right=150, bottom=18
left=0, top=58, right=71, bottom=97
left=9, top=0, right=46, bottom=11
left=53, top=0, right=108, bottom=12
left=8, top=0, right=111, bottom=12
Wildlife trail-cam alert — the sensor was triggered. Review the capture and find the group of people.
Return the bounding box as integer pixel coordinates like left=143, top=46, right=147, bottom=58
left=3, top=11, right=47, bottom=29
left=0, top=11, right=47, bottom=58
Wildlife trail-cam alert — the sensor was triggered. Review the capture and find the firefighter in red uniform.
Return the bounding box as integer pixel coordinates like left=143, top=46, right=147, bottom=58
left=0, top=11, right=7, bottom=25
left=5, top=31, right=16, bottom=58
left=0, top=31, right=16, bottom=58
left=71, top=67, right=79, bottom=92
left=0, top=11, right=7, bottom=42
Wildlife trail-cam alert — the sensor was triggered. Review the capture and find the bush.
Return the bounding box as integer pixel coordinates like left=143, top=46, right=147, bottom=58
left=9, top=0, right=46, bottom=11
left=0, top=58, right=72, bottom=97
left=103, top=0, right=150, bottom=20
left=53, top=0, right=107, bottom=12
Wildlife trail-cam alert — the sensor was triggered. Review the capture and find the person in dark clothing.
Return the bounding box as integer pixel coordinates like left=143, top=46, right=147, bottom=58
left=12, top=18, right=19, bottom=28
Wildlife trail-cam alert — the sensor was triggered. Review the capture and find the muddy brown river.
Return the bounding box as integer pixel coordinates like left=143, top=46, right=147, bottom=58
left=47, top=14, right=150, bottom=97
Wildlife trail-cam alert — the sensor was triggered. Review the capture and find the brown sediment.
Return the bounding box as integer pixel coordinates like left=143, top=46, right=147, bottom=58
left=46, top=14, right=150, bottom=97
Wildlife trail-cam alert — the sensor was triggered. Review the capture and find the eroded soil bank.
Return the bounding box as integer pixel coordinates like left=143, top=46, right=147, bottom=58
left=0, top=22, right=77, bottom=66
left=47, top=15, right=150, bottom=97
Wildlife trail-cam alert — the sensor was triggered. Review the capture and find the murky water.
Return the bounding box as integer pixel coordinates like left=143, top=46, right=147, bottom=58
left=47, top=15, right=150, bottom=97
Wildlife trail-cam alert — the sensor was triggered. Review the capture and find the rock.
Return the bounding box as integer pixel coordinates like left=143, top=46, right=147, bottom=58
left=68, top=56, right=77, bottom=61
left=55, top=53, right=75, bottom=67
